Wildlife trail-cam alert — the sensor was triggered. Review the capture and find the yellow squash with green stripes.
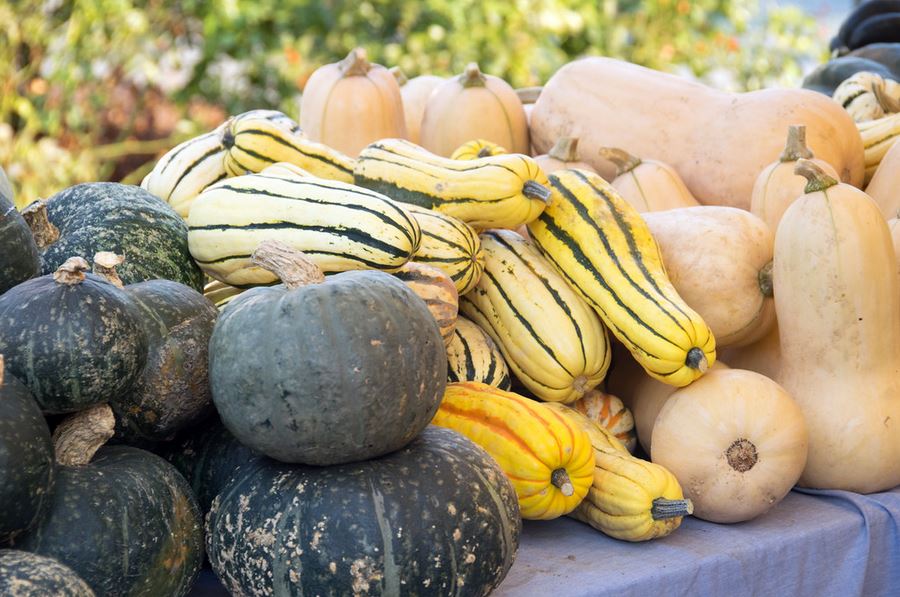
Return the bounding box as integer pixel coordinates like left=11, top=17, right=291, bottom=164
left=403, top=204, right=484, bottom=295
left=450, top=138, right=508, bottom=160
left=187, top=169, right=420, bottom=287
left=222, top=109, right=355, bottom=182
left=203, top=279, right=245, bottom=310
left=461, top=229, right=610, bottom=403
left=528, top=169, right=716, bottom=387
left=432, top=382, right=595, bottom=520
left=353, top=138, right=552, bottom=229
left=446, top=316, right=512, bottom=390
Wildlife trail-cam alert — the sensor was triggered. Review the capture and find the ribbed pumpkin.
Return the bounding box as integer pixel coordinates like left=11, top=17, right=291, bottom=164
left=0, top=356, right=55, bottom=544
left=207, top=425, right=521, bottom=597
left=13, top=405, right=203, bottom=597
left=420, top=63, right=529, bottom=156
left=534, top=137, right=596, bottom=175
left=209, top=241, right=446, bottom=465
left=24, top=183, right=203, bottom=291
left=404, top=203, right=484, bottom=295
left=0, top=174, right=40, bottom=294
left=432, top=382, right=595, bottom=520
left=598, top=147, right=700, bottom=212
left=569, top=389, right=637, bottom=454
left=446, top=316, right=512, bottom=390
left=300, top=47, right=407, bottom=157
left=393, top=69, right=446, bottom=145
left=394, top=262, right=458, bottom=344
left=0, top=550, right=94, bottom=597
left=0, top=258, right=148, bottom=414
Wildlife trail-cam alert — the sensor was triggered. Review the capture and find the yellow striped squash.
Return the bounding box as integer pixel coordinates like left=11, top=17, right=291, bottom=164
left=403, top=204, right=484, bottom=295
left=187, top=171, right=421, bottom=287
left=450, top=139, right=508, bottom=160
left=432, top=382, right=595, bottom=520
left=859, top=112, right=900, bottom=184
left=203, top=279, right=245, bottom=310
left=222, top=110, right=355, bottom=183
left=353, top=138, right=552, bottom=229
left=569, top=389, right=637, bottom=454
left=527, top=169, right=716, bottom=387
left=460, top=229, right=610, bottom=404
left=446, top=315, right=512, bottom=390
left=141, top=130, right=229, bottom=218
left=393, top=262, right=458, bottom=345
left=259, top=162, right=312, bottom=179
left=545, top=402, right=692, bottom=542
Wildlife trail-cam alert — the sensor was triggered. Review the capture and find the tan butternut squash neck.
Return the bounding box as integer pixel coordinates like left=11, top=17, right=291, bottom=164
left=53, top=257, right=89, bottom=286
left=779, top=125, right=814, bottom=162
left=21, top=199, right=60, bottom=249
left=795, top=158, right=838, bottom=194
left=651, top=498, right=694, bottom=520
left=389, top=66, right=407, bottom=87
left=339, top=47, right=371, bottom=77
left=461, top=62, right=486, bottom=88
left=598, top=147, right=642, bottom=176
left=52, top=403, right=116, bottom=466
left=251, top=240, right=325, bottom=289
left=550, top=468, right=575, bottom=496
left=548, top=137, right=580, bottom=163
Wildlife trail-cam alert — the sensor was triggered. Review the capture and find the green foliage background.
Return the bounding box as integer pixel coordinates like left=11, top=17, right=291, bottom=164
left=1, top=0, right=825, bottom=207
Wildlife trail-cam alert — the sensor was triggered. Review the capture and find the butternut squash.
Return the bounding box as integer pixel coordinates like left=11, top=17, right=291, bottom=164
left=534, top=137, right=596, bottom=175
left=719, top=325, right=781, bottom=382
left=774, top=159, right=900, bottom=492
left=643, top=206, right=775, bottom=348
left=652, top=368, right=808, bottom=523
left=393, top=69, right=445, bottom=145
left=530, top=57, right=865, bottom=210
left=865, top=136, right=900, bottom=219
left=599, top=147, right=699, bottom=212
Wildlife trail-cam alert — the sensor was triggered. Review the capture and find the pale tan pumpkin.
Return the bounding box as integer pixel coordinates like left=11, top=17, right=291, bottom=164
left=534, top=137, right=596, bottom=175
left=599, top=147, right=699, bottom=212
left=530, top=57, right=865, bottom=210
left=643, top=206, right=775, bottom=348
left=774, top=159, right=900, bottom=493
left=300, top=48, right=407, bottom=157
left=865, top=137, right=900, bottom=220
left=392, top=69, right=445, bottom=145
left=750, top=125, right=840, bottom=234
left=420, top=63, right=529, bottom=156
left=651, top=368, right=808, bottom=524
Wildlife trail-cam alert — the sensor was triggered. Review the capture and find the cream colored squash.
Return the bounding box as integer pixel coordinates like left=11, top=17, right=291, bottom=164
left=420, top=63, right=529, bottom=156
left=643, top=206, right=775, bottom=348
left=774, top=159, right=900, bottom=493
left=719, top=324, right=781, bottom=382
left=651, top=368, right=808, bottom=524
left=750, top=125, right=840, bottom=234
left=392, top=68, right=445, bottom=145
left=534, top=137, right=596, bottom=175
left=530, top=57, right=865, bottom=210
left=300, top=48, right=407, bottom=157
left=865, top=137, right=900, bottom=220
left=599, top=147, right=699, bottom=212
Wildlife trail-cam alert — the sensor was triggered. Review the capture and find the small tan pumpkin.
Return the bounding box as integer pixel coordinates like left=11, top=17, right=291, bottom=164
left=569, top=389, right=637, bottom=454
left=534, top=137, right=596, bottom=175
left=392, top=68, right=445, bottom=145
left=393, top=262, right=458, bottom=345
left=598, top=147, right=699, bottom=212
left=420, top=63, right=528, bottom=156
left=300, top=48, right=407, bottom=157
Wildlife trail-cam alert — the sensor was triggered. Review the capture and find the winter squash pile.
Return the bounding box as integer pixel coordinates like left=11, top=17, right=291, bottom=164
left=1, top=41, right=900, bottom=596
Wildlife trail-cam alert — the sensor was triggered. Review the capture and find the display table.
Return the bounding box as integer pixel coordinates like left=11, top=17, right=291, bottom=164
left=190, top=486, right=900, bottom=596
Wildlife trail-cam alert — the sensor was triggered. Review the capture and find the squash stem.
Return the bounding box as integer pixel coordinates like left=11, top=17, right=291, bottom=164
left=758, top=261, right=774, bottom=298
left=53, top=257, right=90, bottom=286
left=651, top=498, right=694, bottom=520
left=794, top=158, right=838, bottom=194
left=515, top=86, right=542, bottom=105
left=523, top=180, right=552, bottom=204
left=251, top=240, right=326, bottom=290
left=461, top=62, right=486, bottom=88
left=598, top=147, right=642, bottom=176
left=685, top=347, right=708, bottom=373
left=551, top=468, right=575, bottom=496
left=477, top=146, right=495, bottom=158
left=92, top=252, right=125, bottom=288
left=339, top=47, right=371, bottom=77
left=21, top=199, right=60, bottom=249
left=52, top=403, right=116, bottom=467
left=389, top=66, right=408, bottom=87
left=778, top=125, right=814, bottom=162
left=548, top=137, right=580, bottom=163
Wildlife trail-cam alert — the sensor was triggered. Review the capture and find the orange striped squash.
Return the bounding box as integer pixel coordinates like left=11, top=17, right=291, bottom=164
left=570, top=390, right=637, bottom=454
left=431, top=381, right=595, bottom=520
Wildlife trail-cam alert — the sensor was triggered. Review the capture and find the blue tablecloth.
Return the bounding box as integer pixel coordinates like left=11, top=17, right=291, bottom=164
left=190, top=486, right=900, bottom=596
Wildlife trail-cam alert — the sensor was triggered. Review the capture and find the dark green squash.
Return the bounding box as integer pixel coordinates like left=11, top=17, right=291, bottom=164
left=0, top=167, right=40, bottom=294
left=0, top=258, right=148, bottom=414
left=0, top=549, right=94, bottom=596
left=849, top=43, right=900, bottom=74
left=209, top=241, right=446, bottom=465
left=801, top=56, right=898, bottom=95
left=24, top=182, right=203, bottom=292
left=207, top=425, right=521, bottom=597
left=13, top=406, right=203, bottom=597
left=0, top=357, right=55, bottom=543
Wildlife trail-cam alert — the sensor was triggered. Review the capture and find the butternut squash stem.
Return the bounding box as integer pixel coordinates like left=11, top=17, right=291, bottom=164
left=651, top=498, right=694, bottom=520
left=92, top=252, right=125, bottom=288
left=685, top=348, right=708, bottom=373
left=551, top=468, right=575, bottom=497
left=389, top=66, right=408, bottom=87
left=339, top=47, right=370, bottom=77
left=461, top=62, right=486, bottom=88
left=758, top=261, right=774, bottom=298
left=778, top=125, right=814, bottom=162
left=251, top=240, right=326, bottom=290
left=794, top=158, right=838, bottom=194
left=548, top=137, right=580, bottom=163
left=523, top=180, right=552, bottom=204
left=53, top=257, right=90, bottom=286
left=52, top=403, right=116, bottom=467
left=598, top=147, right=642, bottom=176
left=21, top=199, right=60, bottom=249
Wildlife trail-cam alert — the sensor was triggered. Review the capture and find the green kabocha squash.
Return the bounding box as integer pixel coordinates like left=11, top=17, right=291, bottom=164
left=0, top=258, right=148, bottom=414
left=0, top=169, right=40, bottom=295
left=0, top=356, right=55, bottom=544
left=13, top=405, right=203, bottom=597
left=207, top=425, right=520, bottom=597
left=91, top=253, right=219, bottom=443
left=23, top=183, right=203, bottom=291
left=209, top=241, right=446, bottom=465
left=0, top=550, right=94, bottom=596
